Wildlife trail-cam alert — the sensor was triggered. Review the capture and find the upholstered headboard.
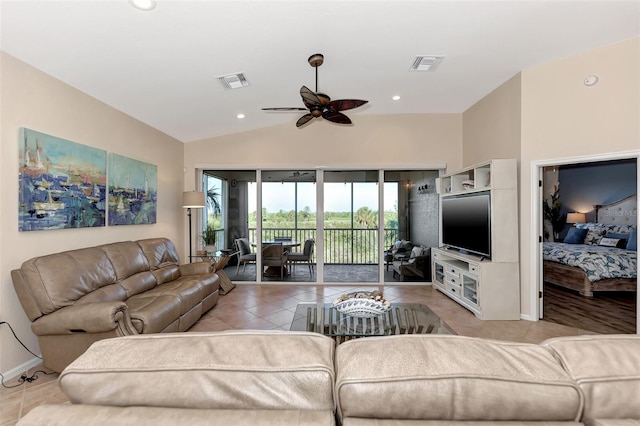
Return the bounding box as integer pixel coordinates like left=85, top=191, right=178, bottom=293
left=594, top=194, right=638, bottom=226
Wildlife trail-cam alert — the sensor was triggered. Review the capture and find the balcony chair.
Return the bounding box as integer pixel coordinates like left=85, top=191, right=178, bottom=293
left=288, top=238, right=315, bottom=276
left=392, top=246, right=431, bottom=281
left=234, top=238, right=256, bottom=275
left=262, top=243, right=289, bottom=280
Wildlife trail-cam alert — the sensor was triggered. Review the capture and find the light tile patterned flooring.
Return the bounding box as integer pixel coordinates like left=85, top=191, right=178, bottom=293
left=1, top=284, right=598, bottom=426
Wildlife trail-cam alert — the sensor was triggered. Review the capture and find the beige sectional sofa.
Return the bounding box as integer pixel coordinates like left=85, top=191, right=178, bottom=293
left=16, top=331, right=640, bottom=426
left=11, top=237, right=220, bottom=373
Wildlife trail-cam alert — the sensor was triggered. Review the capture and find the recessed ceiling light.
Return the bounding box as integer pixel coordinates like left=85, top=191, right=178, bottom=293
left=129, top=0, right=156, bottom=11
left=584, top=75, right=599, bottom=86
left=392, top=95, right=401, bottom=101
left=237, top=114, right=245, bottom=119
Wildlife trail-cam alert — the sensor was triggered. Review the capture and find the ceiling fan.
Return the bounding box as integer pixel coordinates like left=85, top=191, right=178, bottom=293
left=262, top=53, right=368, bottom=128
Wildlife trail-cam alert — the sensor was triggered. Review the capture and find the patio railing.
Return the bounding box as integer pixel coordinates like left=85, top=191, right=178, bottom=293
left=238, top=227, right=399, bottom=264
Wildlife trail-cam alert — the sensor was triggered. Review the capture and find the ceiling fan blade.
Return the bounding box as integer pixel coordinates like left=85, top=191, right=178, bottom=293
left=262, top=107, right=308, bottom=111
left=322, top=110, right=352, bottom=125
left=327, top=99, right=368, bottom=112
left=296, top=113, right=315, bottom=127
left=300, top=86, right=321, bottom=108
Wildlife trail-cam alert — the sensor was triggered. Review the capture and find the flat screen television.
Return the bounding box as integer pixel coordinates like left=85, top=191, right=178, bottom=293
left=441, top=193, right=491, bottom=259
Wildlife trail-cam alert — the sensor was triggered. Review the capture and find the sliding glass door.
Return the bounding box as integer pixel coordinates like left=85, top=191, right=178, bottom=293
left=383, top=170, right=440, bottom=283
left=201, top=167, right=439, bottom=284
left=324, top=171, right=380, bottom=283
left=203, top=170, right=257, bottom=281
left=260, top=171, right=317, bottom=282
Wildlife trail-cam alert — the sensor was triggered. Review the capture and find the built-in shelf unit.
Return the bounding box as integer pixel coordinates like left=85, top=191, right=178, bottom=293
left=432, top=159, right=520, bottom=320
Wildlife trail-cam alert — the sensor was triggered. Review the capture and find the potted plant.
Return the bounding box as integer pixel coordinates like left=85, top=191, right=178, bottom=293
left=543, top=184, right=567, bottom=241
left=202, top=225, right=217, bottom=254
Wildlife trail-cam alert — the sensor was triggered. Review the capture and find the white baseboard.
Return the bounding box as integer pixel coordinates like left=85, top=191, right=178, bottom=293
left=520, top=313, right=537, bottom=321
left=2, top=356, right=42, bottom=381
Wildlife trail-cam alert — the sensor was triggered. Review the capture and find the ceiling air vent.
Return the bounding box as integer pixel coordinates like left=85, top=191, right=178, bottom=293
left=409, top=56, right=444, bottom=72
left=217, top=73, right=250, bottom=90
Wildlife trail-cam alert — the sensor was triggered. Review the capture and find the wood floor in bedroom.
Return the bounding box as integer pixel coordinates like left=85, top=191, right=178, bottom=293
left=543, top=282, right=637, bottom=334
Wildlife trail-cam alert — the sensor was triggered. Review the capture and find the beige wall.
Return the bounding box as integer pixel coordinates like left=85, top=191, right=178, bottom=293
left=2, top=36, right=637, bottom=375
left=520, top=37, right=640, bottom=318
left=184, top=113, right=463, bottom=172
left=0, top=53, right=185, bottom=374
left=462, top=73, right=522, bottom=167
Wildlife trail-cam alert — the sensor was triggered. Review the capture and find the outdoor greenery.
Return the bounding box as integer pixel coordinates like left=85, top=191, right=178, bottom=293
left=205, top=186, right=223, bottom=230
left=246, top=207, right=399, bottom=264
left=201, top=175, right=401, bottom=263
left=248, top=206, right=398, bottom=230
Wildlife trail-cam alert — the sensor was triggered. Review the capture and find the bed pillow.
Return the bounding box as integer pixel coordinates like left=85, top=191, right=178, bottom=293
left=585, top=226, right=606, bottom=245
left=575, top=222, right=606, bottom=245
left=598, top=237, right=627, bottom=249
left=563, top=227, right=588, bottom=244
left=605, top=232, right=630, bottom=249
left=627, top=229, right=637, bottom=251
left=606, top=231, right=629, bottom=240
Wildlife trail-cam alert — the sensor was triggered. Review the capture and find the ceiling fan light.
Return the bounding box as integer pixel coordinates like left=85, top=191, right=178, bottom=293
left=129, top=0, right=156, bottom=11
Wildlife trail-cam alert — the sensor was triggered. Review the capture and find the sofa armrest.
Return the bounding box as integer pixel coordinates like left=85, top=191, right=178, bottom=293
left=179, top=262, right=212, bottom=276
left=32, top=301, right=133, bottom=335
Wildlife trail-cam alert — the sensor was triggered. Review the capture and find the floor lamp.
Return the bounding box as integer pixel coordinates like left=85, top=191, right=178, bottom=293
left=182, top=191, right=206, bottom=261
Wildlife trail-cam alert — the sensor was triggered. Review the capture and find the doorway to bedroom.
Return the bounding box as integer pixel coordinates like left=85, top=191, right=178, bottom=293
left=539, top=157, right=637, bottom=334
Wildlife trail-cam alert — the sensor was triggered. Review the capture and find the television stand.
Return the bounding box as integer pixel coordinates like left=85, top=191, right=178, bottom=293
left=434, top=158, right=520, bottom=320
left=432, top=248, right=519, bottom=320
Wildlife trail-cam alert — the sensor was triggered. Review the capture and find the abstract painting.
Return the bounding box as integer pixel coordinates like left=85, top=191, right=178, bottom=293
left=108, top=153, right=157, bottom=225
left=19, top=128, right=107, bottom=231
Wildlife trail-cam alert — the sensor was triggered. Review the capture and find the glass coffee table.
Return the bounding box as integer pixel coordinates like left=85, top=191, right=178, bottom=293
left=290, top=302, right=454, bottom=341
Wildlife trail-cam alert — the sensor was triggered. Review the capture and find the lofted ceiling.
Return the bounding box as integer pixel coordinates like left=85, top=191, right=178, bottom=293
left=1, top=0, right=638, bottom=143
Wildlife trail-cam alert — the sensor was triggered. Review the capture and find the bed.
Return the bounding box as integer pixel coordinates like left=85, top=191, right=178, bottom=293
left=543, top=194, right=637, bottom=297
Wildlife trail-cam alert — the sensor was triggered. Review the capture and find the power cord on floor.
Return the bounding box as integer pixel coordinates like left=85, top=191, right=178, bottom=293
left=0, top=321, right=55, bottom=388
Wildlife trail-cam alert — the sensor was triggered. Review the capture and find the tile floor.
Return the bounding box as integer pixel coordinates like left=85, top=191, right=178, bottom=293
left=1, top=284, right=598, bottom=425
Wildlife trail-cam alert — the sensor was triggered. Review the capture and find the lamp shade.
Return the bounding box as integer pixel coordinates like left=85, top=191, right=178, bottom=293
left=182, top=191, right=205, bottom=208
left=566, top=212, right=586, bottom=224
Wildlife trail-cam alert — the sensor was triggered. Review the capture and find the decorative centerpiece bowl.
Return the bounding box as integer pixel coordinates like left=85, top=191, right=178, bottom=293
left=332, top=291, right=391, bottom=318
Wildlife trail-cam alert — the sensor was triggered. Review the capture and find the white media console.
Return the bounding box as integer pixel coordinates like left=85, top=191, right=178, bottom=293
left=432, top=159, right=520, bottom=320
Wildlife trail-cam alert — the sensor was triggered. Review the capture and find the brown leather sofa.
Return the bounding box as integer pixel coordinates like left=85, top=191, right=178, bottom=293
left=16, top=332, right=640, bottom=426
left=11, top=237, right=220, bottom=373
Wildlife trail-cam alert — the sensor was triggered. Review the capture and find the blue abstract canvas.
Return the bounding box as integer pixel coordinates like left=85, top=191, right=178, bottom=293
left=19, top=128, right=107, bottom=231
left=108, top=153, right=157, bottom=226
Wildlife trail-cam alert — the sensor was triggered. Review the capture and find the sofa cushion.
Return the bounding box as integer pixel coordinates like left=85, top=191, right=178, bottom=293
left=541, top=334, right=640, bottom=422
left=133, top=276, right=203, bottom=315
left=15, top=247, right=117, bottom=315
left=137, top=238, right=180, bottom=270
left=75, top=283, right=128, bottom=304
left=118, top=272, right=158, bottom=298
left=59, top=331, right=336, bottom=412
left=342, top=420, right=582, bottom=426
left=335, top=335, right=582, bottom=422
left=100, top=241, right=151, bottom=280
left=19, top=404, right=336, bottom=426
